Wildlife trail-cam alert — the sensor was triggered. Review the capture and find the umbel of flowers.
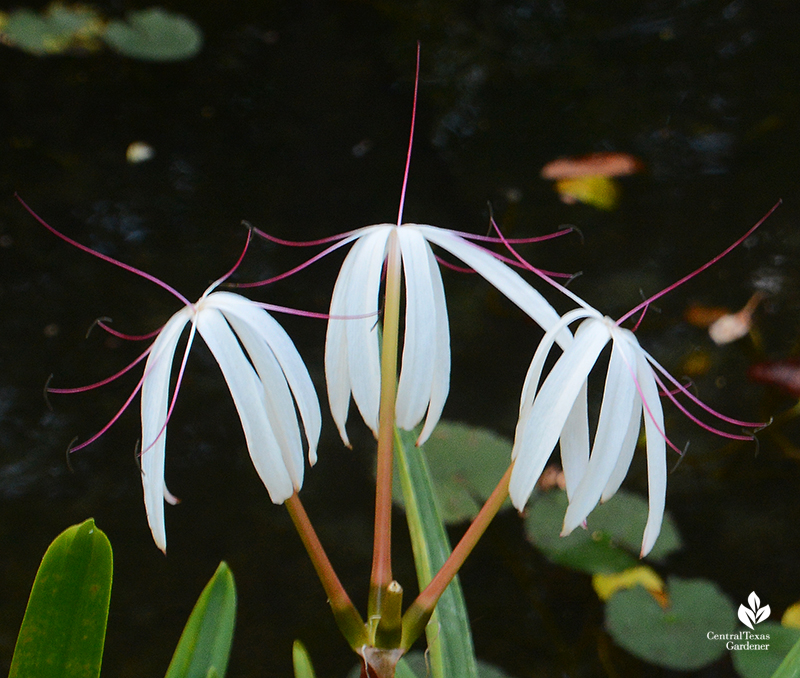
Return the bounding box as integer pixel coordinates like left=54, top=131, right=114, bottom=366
left=24, top=48, right=773, bottom=678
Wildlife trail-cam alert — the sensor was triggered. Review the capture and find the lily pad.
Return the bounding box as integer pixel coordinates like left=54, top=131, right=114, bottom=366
left=391, top=421, right=512, bottom=524
left=730, top=622, right=800, bottom=678
left=524, top=488, right=681, bottom=574
left=1, top=4, right=102, bottom=56
left=605, top=577, right=736, bottom=671
left=102, top=8, right=202, bottom=61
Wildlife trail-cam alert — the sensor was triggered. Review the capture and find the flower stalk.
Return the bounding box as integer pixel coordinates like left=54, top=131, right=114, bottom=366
left=368, top=229, right=403, bottom=631
left=284, top=493, right=369, bottom=649
left=400, top=463, right=513, bottom=650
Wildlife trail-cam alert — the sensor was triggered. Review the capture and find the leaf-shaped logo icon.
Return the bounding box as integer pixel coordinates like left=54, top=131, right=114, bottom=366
left=738, top=604, right=755, bottom=629
left=738, top=591, right=770, bottom=629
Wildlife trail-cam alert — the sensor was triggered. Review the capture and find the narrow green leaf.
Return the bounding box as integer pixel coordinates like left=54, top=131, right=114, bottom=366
left=768, top=625, right=800, bottom=678
left=9, top=518, right=113, bottom=678
left=164, top=562, right=237, bottom=678
left=292, top=639, right=317, bottom=678
left=395, top=428, right=479, bottom=678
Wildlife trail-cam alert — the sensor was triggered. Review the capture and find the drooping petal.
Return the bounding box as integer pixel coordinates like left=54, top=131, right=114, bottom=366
left=207, top=291, right=321, bottom=466
left=416, top=225, right=572, bottom=347
left=559, top=383, right=591, bottom=500
left=140, top=307, right=193, bottom=553
left=195, top=307, right=295, bottom=505
left=416, top=235, right=450, bottom=445
left=562, top=329, right=639, bottom=535
left=325, top=225, right=391, bottom=442
left=395, top=227, right=436, bottom=427
left=601, top=332, right=644, bottom=503
left=637, top=350, right=667, bottom=557
left=509, top=317, right=612, bottom=510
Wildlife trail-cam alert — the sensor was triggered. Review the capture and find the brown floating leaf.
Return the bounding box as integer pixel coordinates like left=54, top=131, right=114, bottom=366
left=540, top=152, right=643, bottom=179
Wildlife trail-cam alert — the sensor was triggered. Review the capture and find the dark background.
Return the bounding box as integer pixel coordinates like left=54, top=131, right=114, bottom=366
left=1, top=1, right=800, bottom=676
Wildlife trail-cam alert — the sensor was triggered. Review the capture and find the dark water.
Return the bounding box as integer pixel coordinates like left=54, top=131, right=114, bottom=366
left=2, top=1, right=800, bottom=676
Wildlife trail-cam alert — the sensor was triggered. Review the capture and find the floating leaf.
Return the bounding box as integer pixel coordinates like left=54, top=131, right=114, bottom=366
left=392, top=421, right=511, bottom=524
left=9, top=518, right=113, bottom=678
left=605, top=577, right=735, bottom=671
left=524, top=488, right=681, bottom=574
left=0, top=4, right=103, bottom=56
left=102, top=8, right=202, bottom=61
left=541, top=152, right=643, bottom=179
left=164, top=562, right=236, bottom=678
left=554, top=175, right=620, bottom=210
left=592, top=565, right=665, bottom=602
left=783, top=602, right=800, bottom=629
left=730, top=622, right=800, bottom=678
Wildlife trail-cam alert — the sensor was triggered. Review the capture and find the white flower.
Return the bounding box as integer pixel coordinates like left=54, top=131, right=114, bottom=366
left=510, top=307, right=667, bottom=557
left=325, top=223, right=571, bottom=447
left=140, top=289, right=321, bottom=552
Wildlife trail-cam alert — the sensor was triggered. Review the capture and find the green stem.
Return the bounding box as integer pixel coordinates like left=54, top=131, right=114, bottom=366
left=368, top=230, right=403, bottom=629
left=285, top=493, right=369, bottom=649
left=400, top=463, right=513, bottom=649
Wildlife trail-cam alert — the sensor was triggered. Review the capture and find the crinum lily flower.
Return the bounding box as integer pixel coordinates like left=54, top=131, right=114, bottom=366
left=325, top=222, right=572, bottom=447
left=22, top=198, right=321, bottom=553
left=504, top=206, right=776, bottom=557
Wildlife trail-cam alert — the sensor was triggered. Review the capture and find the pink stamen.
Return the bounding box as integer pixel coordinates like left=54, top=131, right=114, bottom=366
left=48, top=345, right=153, bottom=394
left=250, top=223, right=360, bottom=248
left=215, top=227, right=252, bottom=286
left=651, top=370, right=754, bottom=442
left=17, top=194, right=192, bottom=307
left=397, top=41, right=420, bottom=226
left=617, top=200, right=782, bottom=326
left=93, top=319, right=163, bottom=342
left=235, top=235, right=356, bottom=289
left=448, top=226, right=576, bottom=244
left=69, top=372, right=147, bottom=452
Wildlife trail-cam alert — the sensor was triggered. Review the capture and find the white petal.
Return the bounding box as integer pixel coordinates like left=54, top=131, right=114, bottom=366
left=559, top=383, right=590, bottom=500
left=207, top=292, right=321, bottom=466
left=637, top=350, right=667, bottom=557
left=509, top=318, right=611, bottom=510
left=514, top=307, right=596, bottom=459
left=563, top=331, right=639, bottom=534
left=140, top=307, right=192, bottom=553
left=395, top=227, right=438, bottom=430
left=325, top=226, right=391, bottom=441
left=417, top=236, right=450, bottom=445
left=195, top=307, right=294, bottom=504
left=416, top=225, right=572, bottom=347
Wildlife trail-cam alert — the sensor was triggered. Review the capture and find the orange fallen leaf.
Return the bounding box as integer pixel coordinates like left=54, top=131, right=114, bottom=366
left=541, top=152, right=643, bottom=179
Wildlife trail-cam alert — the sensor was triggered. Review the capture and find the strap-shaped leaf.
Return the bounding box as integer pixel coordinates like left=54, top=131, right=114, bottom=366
left=395, top=428, right=478, bottom=678
left=164, top=562, right=237, bottom=678
left=292, top=639, right=317, bottom=678
left=9, top=518, right=113, bottom=678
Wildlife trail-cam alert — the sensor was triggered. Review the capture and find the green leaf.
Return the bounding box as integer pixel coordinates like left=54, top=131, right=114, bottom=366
left=9, top=518, right=113, bottom=678
left=102, top=8, right=203, bottom=61
left=395, top=428, right=479, bottom=678
left=524, top=488, right=682, bottom=574
left=771, top=627, right=800, bottom=678
left=292, top=640, right=316, bottom=678
left=401, top=652, right=512, bottom=678
left=164, top=562, right=237, bottom=678
left=605, top=577, right=736, bottom=670
left=392, top=421, right=511, bottom=524
left=730, top=622, right=800, bottom=678
left=0, top=5, right=102, bottom=56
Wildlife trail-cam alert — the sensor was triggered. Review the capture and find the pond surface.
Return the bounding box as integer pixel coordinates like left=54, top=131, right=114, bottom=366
left=2, top=1, right=800, bottom=676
